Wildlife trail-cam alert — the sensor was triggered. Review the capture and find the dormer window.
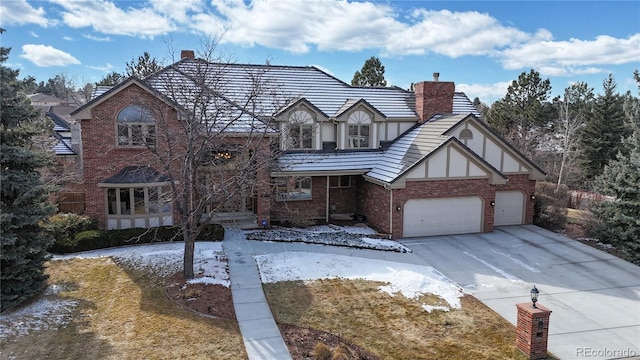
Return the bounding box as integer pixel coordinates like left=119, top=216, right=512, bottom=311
left=286, top=110, right=314, bottom=150
left=347, top=110, right=371, bottom=149
left=117, top=105, right=155, bottom=147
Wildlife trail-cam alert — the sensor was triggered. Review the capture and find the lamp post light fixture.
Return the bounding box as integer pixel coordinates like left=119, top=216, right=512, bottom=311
left=531, top=285, right=539, bottom=308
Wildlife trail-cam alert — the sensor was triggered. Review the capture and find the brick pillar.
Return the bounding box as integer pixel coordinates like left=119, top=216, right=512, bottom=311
left=516, top=303, right=552, bottom=359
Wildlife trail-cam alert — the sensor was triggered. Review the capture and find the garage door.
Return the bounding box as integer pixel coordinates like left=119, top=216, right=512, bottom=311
left=494, top=191, right=524, bottom=226
left=403, top=197, right=483, bottom=237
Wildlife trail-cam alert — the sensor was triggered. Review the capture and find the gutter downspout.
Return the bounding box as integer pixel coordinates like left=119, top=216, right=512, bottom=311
left=384, top=183, right=393, bottom=239
left=326, top=176, right=330, bottom=223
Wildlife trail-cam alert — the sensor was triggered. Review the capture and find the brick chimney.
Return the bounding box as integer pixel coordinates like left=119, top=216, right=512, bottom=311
left=415, top=72, right=455, bottom=123
left=181, top=50, right=195, bottom=59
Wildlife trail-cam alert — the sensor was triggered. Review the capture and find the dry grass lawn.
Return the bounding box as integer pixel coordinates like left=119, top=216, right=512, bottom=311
left=264, top=279, right=531, bottom=360
left=1, top=258, right=246, bottom=360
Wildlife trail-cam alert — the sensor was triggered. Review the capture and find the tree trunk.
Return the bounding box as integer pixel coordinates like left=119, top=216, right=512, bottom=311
left=183, top=229, right=195, bottom=279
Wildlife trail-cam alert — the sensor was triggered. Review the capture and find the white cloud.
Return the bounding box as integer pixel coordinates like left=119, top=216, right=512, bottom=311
left=385, top=9, right=531, bottom=58
left=63, top=36, right=73, bottom=41
left=206, top=0, right=400, bottom=53
left=457, top=81, right=511, bottom=104
left=83, top=34, right=113, bottom=42
left=20, top=44, right=81, bottom=67
left=0, top=0, right=54, bottom=27
left=51, top=0, right=176, bottom=38
left=500, top=34, right=640, bottom=76
left=150, top=0, right=205, bottom=23
left=88, top=63, right=115, bottom=72
left=29, top=31, right=39, bottom=38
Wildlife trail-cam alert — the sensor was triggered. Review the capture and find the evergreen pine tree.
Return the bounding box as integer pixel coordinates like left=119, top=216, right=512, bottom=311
left=579, top=74, right=627, bottom=183
left=1, top=31, right=56, bottom=312
left=351, top=56, right=387, bottom=87
left=590, top=128, right=640, bottom=264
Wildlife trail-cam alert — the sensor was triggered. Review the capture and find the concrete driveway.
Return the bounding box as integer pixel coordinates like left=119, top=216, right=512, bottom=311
left=399, top=225, right=640, bottom=360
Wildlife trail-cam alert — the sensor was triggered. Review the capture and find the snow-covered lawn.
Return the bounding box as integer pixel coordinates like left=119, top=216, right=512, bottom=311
left=0, top=242, right=228, bottom=339
left=1, top=224, right=463, bottom=340
left=245, top=224, right=412, bottom=253
left=256, top=252, right=463, bottom=311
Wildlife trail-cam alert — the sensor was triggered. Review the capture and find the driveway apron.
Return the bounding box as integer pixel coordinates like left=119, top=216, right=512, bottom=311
left=400, top=225, right=640, bottom=360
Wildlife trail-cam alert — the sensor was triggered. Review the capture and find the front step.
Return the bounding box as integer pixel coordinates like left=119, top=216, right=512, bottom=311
left=202, top=212, right=259, bottom=229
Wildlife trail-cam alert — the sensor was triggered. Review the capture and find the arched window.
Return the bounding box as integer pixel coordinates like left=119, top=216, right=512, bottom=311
left=287, top=110, right=314, bottom=149
left=347, top=110, right=371, bottom=148
left=459, top=129, right=473, bottom=140
left=117, top=105, right=156, bottom=147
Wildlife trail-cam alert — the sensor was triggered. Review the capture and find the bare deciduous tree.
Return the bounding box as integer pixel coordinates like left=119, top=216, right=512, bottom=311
left=555, top=82, right=594, bottom=191
left=134, top=41, right=283, bottom=278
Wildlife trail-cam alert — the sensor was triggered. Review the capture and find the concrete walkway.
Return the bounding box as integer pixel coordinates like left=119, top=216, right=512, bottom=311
left=222, top=228, right=293, bottom=360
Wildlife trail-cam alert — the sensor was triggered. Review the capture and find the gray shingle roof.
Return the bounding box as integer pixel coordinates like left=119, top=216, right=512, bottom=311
left=366, top=114, right=469, bottom=183
left=146, top=60, right=418, bottom=120
left=52, top=132, right=75, bottom=156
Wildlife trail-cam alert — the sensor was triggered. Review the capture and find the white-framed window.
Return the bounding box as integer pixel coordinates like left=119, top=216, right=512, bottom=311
left=329, top=175, right=351, bottom=188
left=107, top=186, right=171, bottom=216
left=347, top=110, right=371, bottom=149
left=286, top=110, right=314, bottom=149
left=277, top=177, right=312, bottom=201
left=117, top=105, right=156, bottom=147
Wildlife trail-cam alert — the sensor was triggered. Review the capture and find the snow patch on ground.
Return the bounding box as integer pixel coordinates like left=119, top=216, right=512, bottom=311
left=245, top=225, right=411, bottom=253
left=422, top=305, right=451, bottom=313
left=54, top=242, right=230, bottom=286
left=255, top=252, right=464, bottom=310
left=0, top=284, right=78, bottom=339
left=0, top=242, right=229, bottom=340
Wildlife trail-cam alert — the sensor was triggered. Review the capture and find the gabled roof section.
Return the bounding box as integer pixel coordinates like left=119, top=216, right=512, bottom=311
left=443, top=113, right=546, bottom=177
left=70, top=77, right=177, bottom=119
left=51, top=131, right=75, bottom=156
left=47, top=111, right=71, bottom=132
left=275, top=97, right=329, bottom=118
left=333, top=98, right=386, bottom=119
left=366, top=113, right=471, bottom=183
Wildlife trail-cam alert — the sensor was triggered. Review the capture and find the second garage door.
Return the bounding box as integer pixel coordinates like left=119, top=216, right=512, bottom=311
left=494, top=191, right=524, bottom=226
left=403, top=197, right=483, bottom=237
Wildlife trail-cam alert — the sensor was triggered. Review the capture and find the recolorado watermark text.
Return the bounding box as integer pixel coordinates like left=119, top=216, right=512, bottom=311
left=576, top=347, right=637, bottom=358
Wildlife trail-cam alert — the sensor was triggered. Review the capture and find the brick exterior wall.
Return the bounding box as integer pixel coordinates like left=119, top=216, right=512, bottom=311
left=357, top=178, right=391, bottom=235
left=516, top=303, right=552, bottom=359
left=79, top=83, right=272, bottom=228
left=271, top=176, right=327, bottom=223
left=356, top=174, right=536, bottom=239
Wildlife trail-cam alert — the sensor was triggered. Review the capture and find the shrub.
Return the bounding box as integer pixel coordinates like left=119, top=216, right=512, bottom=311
left=44, top=213, right=97, bottom=253
left=533, top=182, right=568, bottom=231
left=49, top=224, right=225, bottom=254
left=332, top=345, right=351, bottom=360
left=313, top=342, right=332, bottom=360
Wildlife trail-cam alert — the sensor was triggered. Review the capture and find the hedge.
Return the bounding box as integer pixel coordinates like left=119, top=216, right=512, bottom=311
left=49, top=224, right=225, bottom=254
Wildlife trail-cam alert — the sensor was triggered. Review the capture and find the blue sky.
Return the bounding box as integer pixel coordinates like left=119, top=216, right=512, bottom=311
left=1, top=0, right=639, bottom=104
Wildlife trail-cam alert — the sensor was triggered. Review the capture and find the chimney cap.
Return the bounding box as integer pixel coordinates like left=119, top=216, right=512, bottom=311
left=433, top=72, right=440, bottom=81
left=181, top=50, right=195, bottom=59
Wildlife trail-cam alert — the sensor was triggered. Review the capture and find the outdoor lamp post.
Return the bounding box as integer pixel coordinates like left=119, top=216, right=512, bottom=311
left=531, top=285, right=539, bottom=308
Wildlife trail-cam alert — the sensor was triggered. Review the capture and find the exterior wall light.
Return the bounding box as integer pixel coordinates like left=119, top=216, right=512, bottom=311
left=490, top=200, right=495, bottom=207
left=531, top=285, right=539, bottom=308
left=396, top=205, right=401, bottom=212
left=530, top=194, right=536, bottom=201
